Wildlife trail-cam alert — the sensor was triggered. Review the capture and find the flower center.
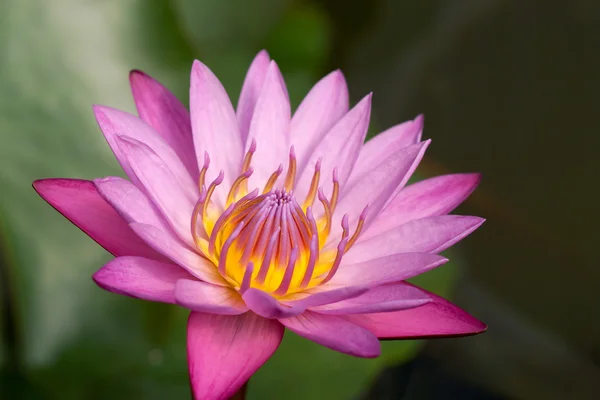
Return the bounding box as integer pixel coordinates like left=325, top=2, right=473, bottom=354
left=189, top=142, right=366, bottom=297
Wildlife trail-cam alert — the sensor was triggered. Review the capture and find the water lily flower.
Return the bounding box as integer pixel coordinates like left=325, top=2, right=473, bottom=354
left=34, top=50, right=486, bottom=400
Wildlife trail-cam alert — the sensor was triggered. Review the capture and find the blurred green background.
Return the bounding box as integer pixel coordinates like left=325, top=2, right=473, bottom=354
left=1, top=0, right=599, bottom=399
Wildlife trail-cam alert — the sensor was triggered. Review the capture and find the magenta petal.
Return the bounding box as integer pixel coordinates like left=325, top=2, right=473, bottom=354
left=237, top=50, right=271, bottom=144
left=175, top=279, right=247, bottom=314
left=296, top=94, right=371, bottom=200
left=116, top=136, right=196, bottom=246
left=312, top=282, right=431, bottom=315
left=93, top=105, right=196, bottom=197
left=246, top=61, right=291, bottom=185
left=94, top=176, right=171, bottom=232
left=347, top=215, right=485, bottom=263
left=285, top=286, right=369, bottom=309
left=324, top=253, right=447, bottom=289
left=130, top=223, right=226, bottom=286
left=93, top=256, right=192, bottom=303
left=330, top=140, right=430, bottom=241
left=346, top=284, right=487, bottom=338
left=33, top=179, right=164, bottom=260
left=242, top=288, right=305, bottom=319
left=292, top=70, right=349, bottom=172
left=190, top=60, right=244, bottom=198
left=129, top=70, right=198, bottom=178
left=279, top=311, right=380, bottom=358
left=187, top=312, right=283, bottom=400
left=352, top=115, right=423, bottom=179
left=362, top=173, right=482, bottom=240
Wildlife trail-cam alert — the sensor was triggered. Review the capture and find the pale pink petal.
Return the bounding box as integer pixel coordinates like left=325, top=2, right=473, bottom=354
left=93, top=256, right=192, bottom=303
left=346, top=284, right=487, bottom=338
left=311, top=282, right=431, bottom=315
left=346, top=215, right=485, bottom=263
left=129, top=70, right=198, bottom=177
left=329, top=140, right=430, bottom=242
left=361, top=173, right=482, bottom=240
left=284, top=286, right=368, bottom=309
left=296, top=94, right=371, bottom=200
left=116, top=136, right=196, bottom=247
left=323, top=253, right=447, bottom=290
left=292, top=70, right=349, bottom=172
left=351, top=115, right=423, bottom=179
left=130, top=223, right=226, bottom=286
left=94, top=176, right=171, bottom=232
left=33, top=179, right=164, bottom=260
left=279, top=311, right=380, bottom=357
left=190, top=60, right=244, bottom=200
left=175, top=279, right=247, bottom=315
left=237, top=50, right=270, bottom=144
left=246, top=61, right=291, bottom=186
left=93, top=105, right=197, bottom=197
left=187, top=312, right=284, bottom=400
left=242, top=288, right=305, bottom=319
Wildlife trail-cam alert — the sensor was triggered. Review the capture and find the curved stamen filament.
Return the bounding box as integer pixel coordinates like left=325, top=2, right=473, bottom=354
left=330, top=168, right=340, bottom=214
left=321, top=237, right=348, bottom=284
left=284, top=146, right=297, bottom=192
left=262, top=164, right=283, bottom=194
left=345, top=205, right=369, bottom=252
left=190, top=188, right=207, bottom=245
left=317, top=188, right=332, bottom=237
left=302, top=158, right=321, bottom=210
left=241, top=139, right=256, bottom=173
left=202, top=170, right=224, bottom=219
left=218, top=221, right=245, bottom=276
left=274, top=246, right=299, bottom=296
left=239, top=262, right=254, bottom=293
left=299, top=234, right=319, bottom=288
left=256, top=227, right=281, bottom=284
left=198, top=152, right=210, bottom=189
left=226, top=166, right=253, bottom=206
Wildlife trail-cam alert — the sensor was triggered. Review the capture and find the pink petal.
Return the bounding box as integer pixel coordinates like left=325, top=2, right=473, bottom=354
left=116, top=136, right=196, bottom=247
left=284, top=286, right=369, bottom=309
left=33, top=179, right=163, bottom=260
left=130, top=223, right=226, bottom=286
left=329, top=140, right=430, bottom=242
left=323, top=253, right=447, bottom=289
left=246, top=61, right=291, bottom=186
left=296, top=94, right=371, bottom=201
left=361, top=173, right=482, bottom=240
left=311, top=282, right=431, bottom=315
left=351, top=115, right=423, bottom=180
left=94, top=176, right=171, bottom=232
left=129, top=70, right=198, bottom=178
left=93, top=106, right=197, bottom=197
left=187, top=312, right=284, bottom=400
left=190, top=60, right=244, bottom=200
left=237, top=50, right=271, bottom=144
left=242, top=288, right=305, bottom=319
left=175, top=279, right=247, bottom=315
left=279, top=311, right=380, bottom=357
left=346, top=215, right=485, bottom=263
left=345, top=284, right=487, bottom=338
left=93, top=256, right=192, bottom=303
left=292, top=70, right=349, bottom=172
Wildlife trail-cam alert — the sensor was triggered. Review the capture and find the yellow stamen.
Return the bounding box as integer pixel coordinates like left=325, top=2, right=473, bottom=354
left=284, top=147, right=297, bottom=192
left=302, top=158, right=321, bottom=211
left=262, top=164, right=283, bottom=194
left=226, top=167, right=253, bottom=206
